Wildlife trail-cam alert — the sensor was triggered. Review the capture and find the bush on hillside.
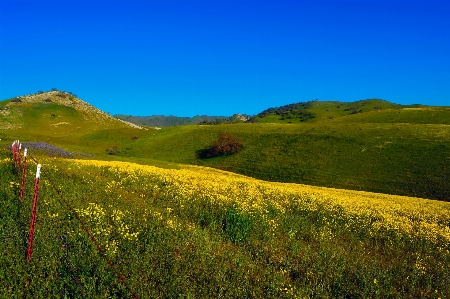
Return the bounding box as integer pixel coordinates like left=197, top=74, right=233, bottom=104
left=197, top=132, right=243, bottom=158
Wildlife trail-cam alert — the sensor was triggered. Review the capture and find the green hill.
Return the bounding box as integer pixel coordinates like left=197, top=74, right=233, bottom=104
left=334, top=106, right=450, bottom=124
left=120, top=119, right=450, bottom=201
left=0, top=91, right=150, bottom=156
left=250, top=99, right=430, bottom=124
left=1, top=93, right=449, bottom=201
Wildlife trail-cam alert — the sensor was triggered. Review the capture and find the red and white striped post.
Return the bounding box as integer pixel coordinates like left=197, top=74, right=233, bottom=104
left=14, top=141, right=18, bottom=169
left=15, top=141, right=19, bottom=169
left=18, top=143, right=22, bottom=170
left=20, top=149, right=28, bottom=201
left=26, top=164, right=41, bottom=262
left=11, top=141, right=18, bottom=168
left=12, top=140, right=21, bottom=170
left=11, top=141, right=15, bottom=157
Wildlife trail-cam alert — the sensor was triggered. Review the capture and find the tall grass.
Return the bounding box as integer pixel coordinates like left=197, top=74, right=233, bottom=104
left=1, top=150, right=449, bottom=298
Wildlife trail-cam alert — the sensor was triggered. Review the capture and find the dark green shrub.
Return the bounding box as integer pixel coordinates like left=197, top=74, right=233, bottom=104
left=198, top=132, right=243, bottom=158
left=208, top=132, right=243, bottom=157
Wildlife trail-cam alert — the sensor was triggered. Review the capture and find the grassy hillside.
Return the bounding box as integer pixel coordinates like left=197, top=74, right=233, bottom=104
left=122, top=118, right=450, bottom=201
left=0, top=91, right=151, bottom=156
left=251, top=99, right=424, bottom=124
left=1, top=93, right=450, bottom=297
left=1, top=93, right=449, bottom=201
left=335, top=107, right=450, bottom=125
left=1, top=152, right=449, bottom=297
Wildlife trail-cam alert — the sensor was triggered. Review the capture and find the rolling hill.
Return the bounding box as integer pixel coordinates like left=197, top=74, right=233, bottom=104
left=1, top=91, right=450, bottom=297
left=121, top=120, right=450, bottom=201
left=0, top=91, right=142, bottom=131
left=116, top=98, right=448, bottom=127
left=1, top=92, right=449, bottom=201
left=0, top=91, right=151, bottom=156
left=249, top=98, right=444, bottom=124
left=109, top=99, right=450, bottom=201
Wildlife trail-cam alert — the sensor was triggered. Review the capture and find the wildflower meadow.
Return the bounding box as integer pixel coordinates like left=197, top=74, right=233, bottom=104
left=1, top=148, right=449, bottom=298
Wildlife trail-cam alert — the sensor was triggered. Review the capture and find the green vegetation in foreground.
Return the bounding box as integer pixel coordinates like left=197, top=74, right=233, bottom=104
left=1, top=150, right=449, bottom=298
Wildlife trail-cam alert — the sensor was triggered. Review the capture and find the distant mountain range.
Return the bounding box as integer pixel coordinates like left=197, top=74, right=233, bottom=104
left=114, top=114, right=251, bottom=128
left=115, top=98, right=442, bottom=127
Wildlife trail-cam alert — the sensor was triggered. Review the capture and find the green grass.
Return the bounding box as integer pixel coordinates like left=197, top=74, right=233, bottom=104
left=1, top=150, right=449, bottom=298
left=119, top=121, right=450, bottom=201
left=3, top=92, right=450, bottom=298
left=1, top=94, right=450, bottom=201
left=0, top=92, right=152, bottom=158
left=337, top=107, right=450, bottom=124
left=253, top=99, right=402, bottom=124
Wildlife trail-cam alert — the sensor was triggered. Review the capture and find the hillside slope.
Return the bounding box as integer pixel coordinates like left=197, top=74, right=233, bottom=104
left=252, top=99, right=445, bottom=125
left=0, top=91, right=142, bottom=131
left=2, top=151, right=449, bottom=297
left=1, top=92, right=449, bottom=201
left=122, top=117, right=450, bottom=201
left=0, top=91, right=148, bottom=156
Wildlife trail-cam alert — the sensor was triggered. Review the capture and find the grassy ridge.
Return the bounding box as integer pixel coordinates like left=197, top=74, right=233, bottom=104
left=252, top=99, right=402, bottom=123
left=1, top=152, right=449, bottom=298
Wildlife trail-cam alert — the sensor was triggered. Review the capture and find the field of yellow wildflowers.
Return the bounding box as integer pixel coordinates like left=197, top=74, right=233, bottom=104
left=1, top=150, right=449, bottom=298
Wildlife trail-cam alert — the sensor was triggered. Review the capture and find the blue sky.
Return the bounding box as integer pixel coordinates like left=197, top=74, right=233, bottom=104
left=1, top=0, right=449, bottom=117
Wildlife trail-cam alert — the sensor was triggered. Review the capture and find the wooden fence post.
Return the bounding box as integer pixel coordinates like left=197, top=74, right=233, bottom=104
left=20, top=149, right=28, bottom=201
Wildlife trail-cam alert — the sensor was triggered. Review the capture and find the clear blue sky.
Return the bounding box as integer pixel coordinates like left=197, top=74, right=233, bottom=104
left=1, top=0, right=449, bottom=117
